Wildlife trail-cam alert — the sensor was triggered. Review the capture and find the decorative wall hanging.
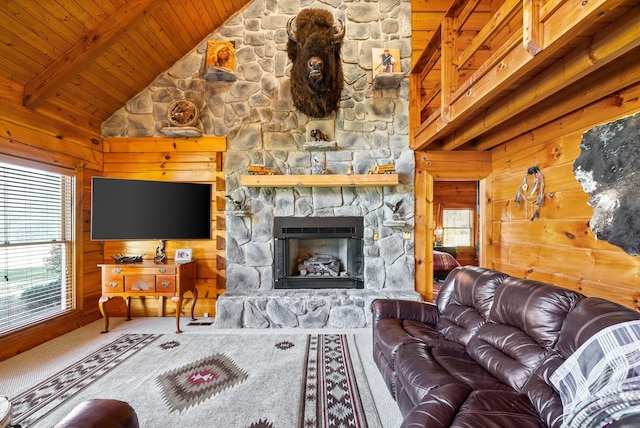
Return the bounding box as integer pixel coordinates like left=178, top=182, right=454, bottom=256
left=161, top=99, right=202, bottom=137
left=204, top=40, right=236, bottom=82
left=573, top=111, right=640, bottom=255
left=515, top=165, right=545, bottom=220
left=286, top=8, right=345, bottom=118
left=372, top=48, right=404, bottom=89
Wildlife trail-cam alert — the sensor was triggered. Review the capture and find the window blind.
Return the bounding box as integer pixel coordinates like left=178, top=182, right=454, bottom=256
left=0, top=160, right=75, bottom=334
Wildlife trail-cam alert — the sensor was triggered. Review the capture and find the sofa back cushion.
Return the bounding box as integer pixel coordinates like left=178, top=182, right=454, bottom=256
left=435, top=266, right=509, bottom=346
left=466, top=277, right=583, bottom=391
left=523, top=297, right=640, bottom=428
left=556, top=297, right=640, bottom=357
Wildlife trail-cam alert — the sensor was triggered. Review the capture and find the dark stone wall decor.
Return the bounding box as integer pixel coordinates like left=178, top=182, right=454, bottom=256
left=573, top=111, right=640, bottom=255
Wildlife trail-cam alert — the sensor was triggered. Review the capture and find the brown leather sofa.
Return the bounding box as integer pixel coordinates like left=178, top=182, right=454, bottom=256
left=372, top=266, right=640, bottom=428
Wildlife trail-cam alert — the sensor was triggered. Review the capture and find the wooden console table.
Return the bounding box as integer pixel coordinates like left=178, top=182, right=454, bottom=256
left=98, top=260, right=197, bottom=333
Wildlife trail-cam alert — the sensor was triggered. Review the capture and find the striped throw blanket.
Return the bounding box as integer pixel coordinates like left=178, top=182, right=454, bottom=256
left=550, top=320, right=640, bottom=428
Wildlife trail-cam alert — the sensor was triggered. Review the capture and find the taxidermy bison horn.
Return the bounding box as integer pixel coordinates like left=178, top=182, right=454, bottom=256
left=286, top=16, right=345, bottom=44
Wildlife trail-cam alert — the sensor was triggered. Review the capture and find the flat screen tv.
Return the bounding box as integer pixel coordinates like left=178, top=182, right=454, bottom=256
left=91, top=177, right=212, bottom=241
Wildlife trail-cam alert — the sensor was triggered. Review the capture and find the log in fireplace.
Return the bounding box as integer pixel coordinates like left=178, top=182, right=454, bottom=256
left=273, top=216, right=364, bottom=289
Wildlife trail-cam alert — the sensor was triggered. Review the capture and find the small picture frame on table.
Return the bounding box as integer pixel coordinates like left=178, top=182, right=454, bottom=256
left=175, top=249, right=192, bottom=263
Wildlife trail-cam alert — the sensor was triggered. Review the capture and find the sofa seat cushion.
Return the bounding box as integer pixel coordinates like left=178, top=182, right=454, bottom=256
left=430, top=347, right=513, bottom=391
left=449, top=390, right=546, bottom=428
left=400, top=388, right=545, bottom=428
left=399, top=383, right=473, bottom=428
left=395, top=342, right=511, bottom=410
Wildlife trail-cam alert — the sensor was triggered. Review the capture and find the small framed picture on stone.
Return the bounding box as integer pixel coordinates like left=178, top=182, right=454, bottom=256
left=372, top=48, right=400, bottom=78
left=175, top=249, right=192, bottom=263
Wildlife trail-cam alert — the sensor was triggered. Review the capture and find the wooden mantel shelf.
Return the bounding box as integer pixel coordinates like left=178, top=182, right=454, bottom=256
left=240, top=174, right=399, bottom=187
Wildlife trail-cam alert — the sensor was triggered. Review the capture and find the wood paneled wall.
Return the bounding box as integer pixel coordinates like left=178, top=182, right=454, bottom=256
left=485, top=80, right=640, bottom=310
left=0, top=76, right=103, bottom=361
left=100, top=137, right=227, bottom=319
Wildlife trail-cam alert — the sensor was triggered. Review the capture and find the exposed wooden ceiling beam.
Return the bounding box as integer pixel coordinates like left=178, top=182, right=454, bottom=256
left=23, top=0, right=163, bottom=109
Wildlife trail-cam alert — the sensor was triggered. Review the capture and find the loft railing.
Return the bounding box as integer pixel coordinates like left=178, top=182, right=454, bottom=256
left=410, top=0, right=639, bottom=151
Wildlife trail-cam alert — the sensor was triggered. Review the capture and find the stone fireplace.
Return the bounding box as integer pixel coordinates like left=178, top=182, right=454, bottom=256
left=215, top=180, right=421, bottom=328
left=273, top=216, right=364, bottom=289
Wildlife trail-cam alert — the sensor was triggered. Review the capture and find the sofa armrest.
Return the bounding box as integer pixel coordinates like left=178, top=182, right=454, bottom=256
left=372, top=299, right=439, bottom=326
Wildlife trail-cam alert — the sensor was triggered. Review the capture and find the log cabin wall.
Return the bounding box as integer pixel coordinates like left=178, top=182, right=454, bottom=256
left=0, top=77, right=104, bottom=361
left=486, top=78, right=640, bottom=310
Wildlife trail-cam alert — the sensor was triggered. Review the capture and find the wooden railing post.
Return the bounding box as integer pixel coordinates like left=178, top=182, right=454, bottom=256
left=523, top=0, right=543, bottom=55
left=441, top=16, right=457, bottom=123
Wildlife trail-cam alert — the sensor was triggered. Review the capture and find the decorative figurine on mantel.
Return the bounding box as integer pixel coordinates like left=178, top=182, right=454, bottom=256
left=248, top=165, right=276, bottom=175
left=369, top=163, right=396, bottom=174
left=347, top=162, right=354, bottom=175
left=312, top=156, right=327, bottom=175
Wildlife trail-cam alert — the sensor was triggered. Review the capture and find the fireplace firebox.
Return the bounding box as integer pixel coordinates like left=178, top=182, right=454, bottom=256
left=273, top=216, right=364, bottom=289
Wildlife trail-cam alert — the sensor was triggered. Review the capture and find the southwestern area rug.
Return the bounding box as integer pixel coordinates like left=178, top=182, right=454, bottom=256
left=10, top=333, right=381, bottom=427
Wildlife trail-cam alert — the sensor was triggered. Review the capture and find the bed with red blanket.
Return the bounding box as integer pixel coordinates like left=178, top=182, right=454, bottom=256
left=434, top=249, right=461, bottom=280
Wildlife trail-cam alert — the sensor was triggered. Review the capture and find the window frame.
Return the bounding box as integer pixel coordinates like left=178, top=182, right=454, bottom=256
left=441, top=207, right=475, bottom=247
left=0, top=154, right=78, bottom=335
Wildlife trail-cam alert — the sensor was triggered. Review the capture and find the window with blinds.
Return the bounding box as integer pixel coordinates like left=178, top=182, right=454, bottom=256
left=442, top=208, right=474, bottom=247
left=0, top=159, right=75, bottom=335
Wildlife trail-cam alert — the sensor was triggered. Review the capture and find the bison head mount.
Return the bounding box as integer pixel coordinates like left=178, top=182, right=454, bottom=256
left=287, top=9, right=345, bottom=118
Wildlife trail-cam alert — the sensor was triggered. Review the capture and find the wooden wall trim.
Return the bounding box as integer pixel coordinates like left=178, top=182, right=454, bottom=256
left=414, top=152, right=434, bottom=301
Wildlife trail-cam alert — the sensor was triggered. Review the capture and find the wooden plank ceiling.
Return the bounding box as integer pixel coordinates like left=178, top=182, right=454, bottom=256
left=0, top=0, right=251, bottom=132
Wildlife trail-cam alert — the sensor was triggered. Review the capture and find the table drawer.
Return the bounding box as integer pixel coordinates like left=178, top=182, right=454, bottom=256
left=104, top=275, right=124, bottom=292
left=106, top=266, right=176, bottom=275
left=156, top=275, right=176, bottom=293
left=125, top=275, right=156, bottom=292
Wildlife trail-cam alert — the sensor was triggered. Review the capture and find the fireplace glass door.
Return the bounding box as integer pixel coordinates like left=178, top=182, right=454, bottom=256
left=273, top=217, right=364, bottom=289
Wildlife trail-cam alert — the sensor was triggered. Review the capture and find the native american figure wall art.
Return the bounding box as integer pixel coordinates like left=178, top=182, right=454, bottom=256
left=204, top=40, right=236, bottom=82
left=287, top=9, right=345, bottom=118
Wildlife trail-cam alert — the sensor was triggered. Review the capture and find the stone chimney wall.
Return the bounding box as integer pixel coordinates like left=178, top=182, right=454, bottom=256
left=102, top=0, right=415, bottom=294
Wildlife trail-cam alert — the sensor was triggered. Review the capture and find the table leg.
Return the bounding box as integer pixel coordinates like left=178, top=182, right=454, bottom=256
left=99, top=296, right=110, bottom=333
left=157, top=296, right=165, bottom=317
left=125, top=296, right=132, bottom=321
left=174, top=296, right=183, bottom=334
left=190, top=288, right=198, bottom=321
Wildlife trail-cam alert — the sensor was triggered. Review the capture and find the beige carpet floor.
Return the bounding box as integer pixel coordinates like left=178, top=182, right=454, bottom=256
left=0, top=317, right=403, bottom=427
